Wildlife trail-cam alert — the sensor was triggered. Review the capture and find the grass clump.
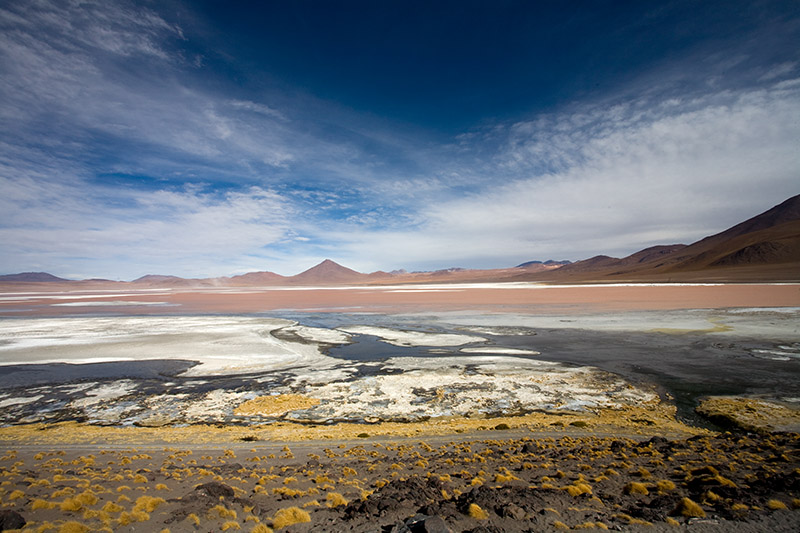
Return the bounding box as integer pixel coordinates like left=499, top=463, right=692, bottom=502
left=59, top=498, right=83, bottom=512
left=767, top=499, right=787, bottom=510
left=32, top=498, right=55, bottom=510
left=673, top=497, right=705, bottom=518
left=272, top=507, right=311, bottom=529
left=566, top=482, right=592, bottom=497
left=623, top=482, right=649, bottom=496
left=102, top=501, right=124, bottom=513
left=209, top=504, right=238, bottom=519
left=326, top=492, right=348, bottom=508
left=655, top=479, right=676, bottom=493
left=134, top=495, right=166, bottom=513
left=59, top=522, right=89, bottom=533
left=467, top=503, right=489, bottom=520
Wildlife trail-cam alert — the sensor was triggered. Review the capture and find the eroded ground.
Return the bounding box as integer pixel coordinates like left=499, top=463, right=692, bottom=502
left=0, top=430, right=798, bottom=532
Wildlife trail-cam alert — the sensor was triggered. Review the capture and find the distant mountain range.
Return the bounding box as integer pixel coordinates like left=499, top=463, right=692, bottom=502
left=533, top=193, right=800, bottom=282
left=2, top=194, right=799, bottom=285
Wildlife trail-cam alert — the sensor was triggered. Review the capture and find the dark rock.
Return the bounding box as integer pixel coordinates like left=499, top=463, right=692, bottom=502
left=0, top=510, right=26, bottom=531
left=464, top=526, right=505, bottom=533
left=194, top=481, right=235, bottom=499
left=415, top=515, right=453, bottom=533
left=345, top=476, right=445, bottom=520
left=498, top=502, right=525, bottom=519
left=520, top=442, right=537, bottom=454
left=639, top=436, right=669, bottom=448
left=387, top=514, right=453, bottom=533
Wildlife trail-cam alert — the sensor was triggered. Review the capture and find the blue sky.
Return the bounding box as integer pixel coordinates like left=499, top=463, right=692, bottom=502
left=1, top=0, right=798, bottom=279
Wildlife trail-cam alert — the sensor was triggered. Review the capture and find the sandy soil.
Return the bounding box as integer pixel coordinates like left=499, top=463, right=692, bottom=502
left=1, top=283, right=799, bottom=317
left=0, top=427, right=798, bottom=532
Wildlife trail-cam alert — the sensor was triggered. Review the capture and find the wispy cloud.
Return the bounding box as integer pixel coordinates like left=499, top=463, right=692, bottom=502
left=320, top=81, right=800, bottom=271
left=0, top=1, right=798, bottom=278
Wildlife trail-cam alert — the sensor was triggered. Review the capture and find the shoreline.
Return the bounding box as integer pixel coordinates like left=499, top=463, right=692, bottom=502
left=1, top=282, right=799, bottom=317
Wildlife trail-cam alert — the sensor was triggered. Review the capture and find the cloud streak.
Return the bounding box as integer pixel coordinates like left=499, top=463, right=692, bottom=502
left=322, top=81, right=800, bottom=271
left=0, top=1, right=798, bottom=278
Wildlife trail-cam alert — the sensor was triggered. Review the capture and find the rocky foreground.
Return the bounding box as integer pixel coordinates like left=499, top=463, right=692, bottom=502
left=0, top=429, right=798, bottom=532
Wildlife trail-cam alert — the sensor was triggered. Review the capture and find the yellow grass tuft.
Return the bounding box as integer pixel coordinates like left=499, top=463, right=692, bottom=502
left=566, top=482, right=593, bottom=497
left=222, top=521, right=241, bottom=531
left=209, top=504, right=238, bottom=519
left=32, top=498, right=55, bottom=510
left=51, top=487, right=75, bottom=498
left=272, top=506, right=311, bottom=529
left=76, top=490, right=98, bottom=506
left=655, top=480, right=675, bottom=493
left=675, top=497, right=705, bottom=518
left=134, top=495, right=166, bottom=513
left=467, top=503, right=489, bottom=520
left=102, top=501, right=124, bottom=513
left=59, top=522, right=89, bottom=533
left=767, top=499, right=787, bottom=510
left=493, top=472, right=519, bottom=483
left=623, top=482, right=649, bottom=496
left=186, top=513, right=201, bottom=526
left=553, top=521, right=569, bottom=530
left=59, top=498, right=83, bottom=512
left=665, top=517, right=680, bottom=527
left=250, top=525, right=274, bottom=533
left=326, top=492, right=348, bottom=508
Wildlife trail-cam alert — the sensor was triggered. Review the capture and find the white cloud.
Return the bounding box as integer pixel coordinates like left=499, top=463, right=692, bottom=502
left=0, top=170, right=292, bottom=278
left=1, top=1, right=798, bottom=278
left=320, top=82, right=800, bottom=271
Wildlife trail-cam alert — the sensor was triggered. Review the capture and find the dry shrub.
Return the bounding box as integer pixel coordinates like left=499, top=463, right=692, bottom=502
left=272, top=507, right=311, bottom=529
left=467, top=503, right=489, bottom=520
left=59, top=498, right=83, bottom=512
left=326, top=492, right=348, bottom=508
left=134, top=495, right=166, bottom=513
left=623, top=482, right=649, bottom=496
left=655, top=479, right=675, bottom=493
left=767, top=499, right=787, bottom=510
left=32, top=498, right=54, bottom=510
left=674, top=497, right=705, bottom=518
left=59, top=522, right=89, bottom=533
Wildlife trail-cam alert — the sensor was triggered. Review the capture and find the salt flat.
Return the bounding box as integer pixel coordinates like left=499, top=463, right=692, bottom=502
left=0, top=304, right=798, bottom=428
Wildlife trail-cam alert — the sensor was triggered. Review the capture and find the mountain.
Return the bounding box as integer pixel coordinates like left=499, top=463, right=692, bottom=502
left=289, top=259, right=369, bottom=284
left=228, top=271, right=286, bottom=286
left=2, top=196, right=798, bottom=286
left=516, top=260, right=572, bottom=268
left=537, top=194, right=800, bottom=282
left=130, top=274, right=202, bottom=287
left=0, top=272, right=69, bottom=282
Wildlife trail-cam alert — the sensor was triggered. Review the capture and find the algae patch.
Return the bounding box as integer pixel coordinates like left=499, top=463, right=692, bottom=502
left=696, top=396, right=800, bottom=433
left=234, top=394, right=321, bottom=417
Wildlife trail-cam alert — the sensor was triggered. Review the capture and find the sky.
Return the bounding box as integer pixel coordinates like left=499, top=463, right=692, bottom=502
left=1, top=0, right=798, bottom=279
